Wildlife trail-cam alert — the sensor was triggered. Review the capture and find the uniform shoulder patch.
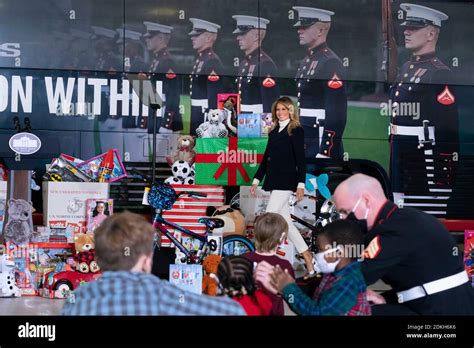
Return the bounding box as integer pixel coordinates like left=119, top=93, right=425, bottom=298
left=363, top=235, right=381, bottom=259
left=437, top=86, right=455, bottom=105
left=165, top=69, right=176, bottom=79
left=327, top=73, right=343, bottom=89
left=262, top=77, right=276, bottom=88
left=208, top=70, right=220, bottom=82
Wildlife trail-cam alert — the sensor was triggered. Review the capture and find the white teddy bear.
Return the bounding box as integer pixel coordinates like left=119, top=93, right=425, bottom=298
left=196, top=109, right=228, bottom=138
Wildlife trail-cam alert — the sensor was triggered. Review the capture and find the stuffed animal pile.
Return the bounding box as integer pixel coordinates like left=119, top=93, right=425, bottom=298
left=73, top=234, right=100, bottom=273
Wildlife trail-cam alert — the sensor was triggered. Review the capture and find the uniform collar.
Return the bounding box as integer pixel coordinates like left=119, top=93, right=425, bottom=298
left=373, top=200, right=397, bottom=227
left=198, top=47, right=214, bottom=58
left=245, top=48, right=260, bottom=61
left=410, top=51, right=436, bottom=63
left=308, top=42, right=328, bottom=56
left=154, top=48, right=169, bottom=59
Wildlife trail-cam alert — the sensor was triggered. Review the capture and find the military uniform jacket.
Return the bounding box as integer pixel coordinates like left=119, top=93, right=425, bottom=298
left=189, top=47, right=223, bottom=134
left=361, top=201, right=474, bottom=315
left=390, top=52, right=458, bottom=192
left=144, top=48, right=181, bottom=132
left=237, top=49, right=280, bottom=113
left=254, top=125, right=306, bottom=192
left=296, top=43, right=347, bottom=158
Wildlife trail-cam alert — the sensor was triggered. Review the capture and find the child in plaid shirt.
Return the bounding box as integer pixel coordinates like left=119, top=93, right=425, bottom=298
left=257, top=219, right=371, bottom=316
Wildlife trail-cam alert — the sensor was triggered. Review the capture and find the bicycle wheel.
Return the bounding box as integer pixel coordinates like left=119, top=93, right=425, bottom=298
left=222, top=234, right=255, bottom=257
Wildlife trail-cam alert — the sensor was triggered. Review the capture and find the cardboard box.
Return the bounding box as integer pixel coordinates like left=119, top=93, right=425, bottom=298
left=169, top=264, right=203, bottom=295
left=43, top=182, right=109, bottom=234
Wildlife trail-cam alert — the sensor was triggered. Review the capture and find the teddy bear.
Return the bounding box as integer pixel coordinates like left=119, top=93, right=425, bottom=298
left=166, top=135, right=196, bottom=166
left=164, top=160, right=195, bottom=185
left=196, top=109, right=228, bottom=138
left=3, top=199, right=34, bottom=246
left=206, top=205, right=246, bottom=237
left=73, top=234, right=100, bottom=273
left=202, top=254, right=222, bottom=296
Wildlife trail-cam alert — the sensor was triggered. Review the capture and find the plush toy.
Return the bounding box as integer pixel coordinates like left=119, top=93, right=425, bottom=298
left=165, top=160, right=195, bottom=185
left=3, top=199, right=34, bottom=245
left=261, top=113, right=273, bottom=135
left=202, top=254, right=222, bottom=296
left=0, top=254, right=21, bottom=297
left=206, top=205, right=246, bottom=237
left=166, top=135, right=196, bottom=166
left=223, top=100, right=237, bottom=136
left=196, top=109, right=228, bottom=138
left=73, top=234, right=100, bottom=273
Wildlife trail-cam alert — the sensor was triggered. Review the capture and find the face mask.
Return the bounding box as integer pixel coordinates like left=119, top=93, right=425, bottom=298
left=345, top=197, right=369, bottom=234
left=315, top=247, right=341, bottom=274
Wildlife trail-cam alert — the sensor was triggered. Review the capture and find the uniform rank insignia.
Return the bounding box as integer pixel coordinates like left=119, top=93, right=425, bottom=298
left=437, top=86, right=455, bottom=105
left=262, top=77, right=276, bottom=88
left=165, top=69, right=176, bottom=79
left=208, top=70, right=220, bottom=82
left=327, top=73, right=343, bottom=89
left=363, top=235, right=381, bottom=259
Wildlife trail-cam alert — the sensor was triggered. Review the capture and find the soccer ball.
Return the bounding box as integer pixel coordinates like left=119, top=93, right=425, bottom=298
left=171, top=160, right=191, bottom=181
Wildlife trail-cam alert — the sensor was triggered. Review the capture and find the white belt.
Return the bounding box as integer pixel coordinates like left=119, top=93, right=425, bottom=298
left=397, top=270, right=468, bottom=303
left=191, top=99, right=208, bottom=108
left=241, top=104, right=263, bottom=113
left=389, top=123, right=435, bottom=142
left=300, top=108, right=326, bottom=119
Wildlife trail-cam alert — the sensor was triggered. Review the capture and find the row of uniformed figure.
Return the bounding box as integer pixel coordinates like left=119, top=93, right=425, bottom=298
left=96, top=4, right=458, bottom=219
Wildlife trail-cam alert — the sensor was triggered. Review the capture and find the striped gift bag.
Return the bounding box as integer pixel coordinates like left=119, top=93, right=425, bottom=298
left=160, top=185, right=225, bottom=247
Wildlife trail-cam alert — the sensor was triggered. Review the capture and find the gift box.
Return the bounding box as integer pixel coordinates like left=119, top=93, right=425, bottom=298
left=6, top=242, right=74, bottom=296
left=464, top=230, right=474, bottom=283
left=239, top=186, right=270, bottom=237
left=160, top=185, right=225, bottom=248
left=237, top=114, right=261, bottom=138
left=195, top=137, right=267, bottom=186
left=43, top=182, right=109, bottom=234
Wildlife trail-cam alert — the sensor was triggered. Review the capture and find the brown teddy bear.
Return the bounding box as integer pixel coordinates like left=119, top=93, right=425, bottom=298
left=166, top=135, right=196, bottom=166
left=207, top=205, right=246, bottom=237
left=73, top=234, right=100, bottom=273
left=202, top=254, right=222, bottom=296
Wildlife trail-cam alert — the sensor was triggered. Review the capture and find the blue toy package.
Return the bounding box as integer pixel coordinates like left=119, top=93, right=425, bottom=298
left=237, top=113, right=262, bottom=138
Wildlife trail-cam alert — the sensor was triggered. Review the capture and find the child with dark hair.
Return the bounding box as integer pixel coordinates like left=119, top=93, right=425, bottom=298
left=243, top=212, right=295, bottom=315
left=217, top=256, right=272, bottom=316
left=257, top=219, right=371, bottom=316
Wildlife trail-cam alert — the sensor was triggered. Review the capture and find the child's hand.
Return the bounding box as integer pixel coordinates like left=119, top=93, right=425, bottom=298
left=366, top=289, right=386, bottom=304
left=269, top=266, right=295, bottom=293
left=254, top=261, right=278, bottom=294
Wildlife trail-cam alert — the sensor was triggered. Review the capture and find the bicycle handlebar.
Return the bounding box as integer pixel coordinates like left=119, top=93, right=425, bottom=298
left=176, top=191, right=207, bottom=199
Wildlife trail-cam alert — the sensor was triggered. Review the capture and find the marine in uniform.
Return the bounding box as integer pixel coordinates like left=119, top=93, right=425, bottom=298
left=333, top=174, right=474, bottom=315
left=232, top=15, right=280, bottom=114
left=389, top=4, right=458, bottom=217
left=91, top=26, right=121, bottom=73
left=188, top=18, right=223, bottom=135
left=292, top=7, right=347, bottom=159
left=142, top=21, right=182, bottom=133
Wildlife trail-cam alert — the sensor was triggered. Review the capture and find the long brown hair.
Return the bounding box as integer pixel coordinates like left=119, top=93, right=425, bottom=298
left=270, top=96, right=301, bottom=135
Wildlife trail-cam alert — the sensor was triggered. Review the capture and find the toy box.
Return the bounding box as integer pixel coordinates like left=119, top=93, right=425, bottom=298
left=237, top=113, right=261, bottom=138
left=464, top=230, right=474, bottom=285
left=42, top=182, right=109, bottom=234
left=85, top=198, right=113, bottom=233
left=169, top=264, right=203, bottom=295
left=76, top=149, right=127, bottom=183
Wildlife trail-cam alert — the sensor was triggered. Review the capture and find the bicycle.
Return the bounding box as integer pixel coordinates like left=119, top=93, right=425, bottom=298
left=289, top=194, right=340, bottom=253
left=147, top=182, right=255, bottom=264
